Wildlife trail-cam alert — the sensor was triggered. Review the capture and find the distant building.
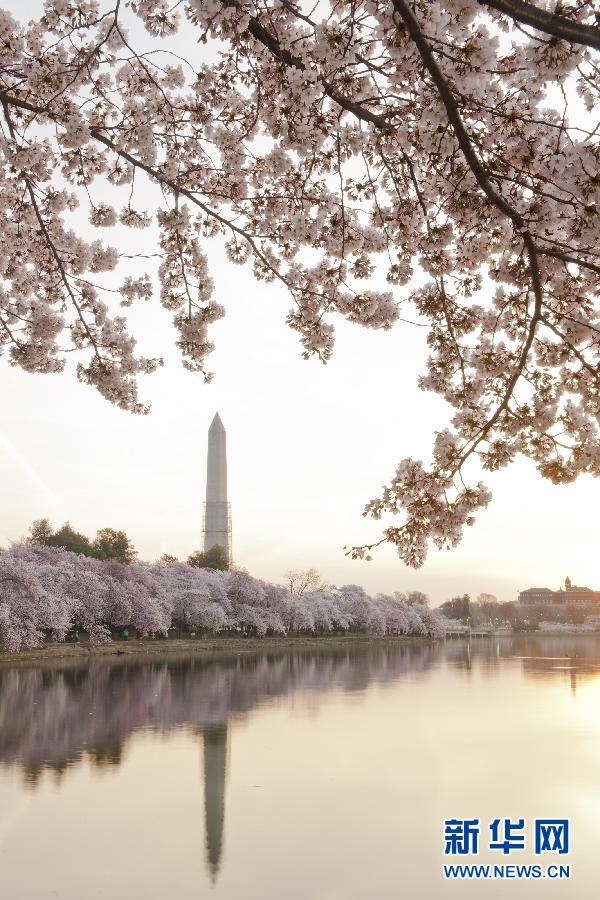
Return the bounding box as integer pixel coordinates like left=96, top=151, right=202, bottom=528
left=519, top=577, right=600, bottom=609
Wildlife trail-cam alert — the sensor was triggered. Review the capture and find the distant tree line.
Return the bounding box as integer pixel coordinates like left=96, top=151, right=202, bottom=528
left=440, top=593, right=521, bottom=626
left=29, top=519, right=137, bottom=565
left=438, top=592, right=595, bottom=630
left=28, top=520, right=231, bottom=572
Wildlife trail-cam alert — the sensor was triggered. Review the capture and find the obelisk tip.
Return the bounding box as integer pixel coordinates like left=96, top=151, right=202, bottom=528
left=209, top=412, right=224, bottom=432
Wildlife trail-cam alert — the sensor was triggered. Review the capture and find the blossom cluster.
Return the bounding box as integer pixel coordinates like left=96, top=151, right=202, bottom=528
left=0, top=543, right=444, bottom=652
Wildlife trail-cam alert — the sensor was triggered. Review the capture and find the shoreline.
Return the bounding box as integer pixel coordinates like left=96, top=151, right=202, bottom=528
left=2, top=630, right=598, bottom=668
left=0, top=633, right=435, bottom=667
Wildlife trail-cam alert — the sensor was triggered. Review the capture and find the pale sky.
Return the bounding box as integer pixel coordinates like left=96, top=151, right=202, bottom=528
left=1, top=1, right=598, bottom=606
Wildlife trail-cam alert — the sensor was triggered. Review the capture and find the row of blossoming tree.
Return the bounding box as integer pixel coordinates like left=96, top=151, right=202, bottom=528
left=0, top=543, right=444, bottom=652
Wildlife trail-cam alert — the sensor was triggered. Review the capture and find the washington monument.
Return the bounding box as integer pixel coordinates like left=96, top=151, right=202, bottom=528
left=203, top=412, right=231, bottom=561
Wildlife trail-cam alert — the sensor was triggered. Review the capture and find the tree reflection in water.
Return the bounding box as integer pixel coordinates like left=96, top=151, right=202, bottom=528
left=0, top=644, right=442, bottom=877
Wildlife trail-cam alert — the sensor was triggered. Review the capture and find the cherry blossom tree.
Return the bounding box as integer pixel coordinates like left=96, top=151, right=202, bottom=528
left=13, top=544, right=113, bottom=643
left=0, top=544, right=444, bottom=648
left=298, top=589, right=343, bottom=631
left=102, top=559, right=172, bottom=633
left=152, top=560, right=229, bottom=630
left=0, top=554, right=56, bottom=651
left=286, top=568, right=326, bottom=598
left=1, top=0, right=598, bottom=564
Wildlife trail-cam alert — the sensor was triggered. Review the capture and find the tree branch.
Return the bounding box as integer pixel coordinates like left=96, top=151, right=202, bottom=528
left=391, top=0, right=528, bottom=231
left=0, top=90, right=293, bottom=298
left=225, top=2, right=397, bottom=129
left=478, top=0, right=600, bottom=51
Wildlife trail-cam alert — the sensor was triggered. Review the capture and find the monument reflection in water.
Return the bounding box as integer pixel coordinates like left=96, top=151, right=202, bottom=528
left=1, top=637, right=600, bottom=899
left=0, top=645, right=442, bottom=879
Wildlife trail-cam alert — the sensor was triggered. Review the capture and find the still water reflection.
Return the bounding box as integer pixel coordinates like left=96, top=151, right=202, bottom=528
left=1, top=637, right=599, bottom=899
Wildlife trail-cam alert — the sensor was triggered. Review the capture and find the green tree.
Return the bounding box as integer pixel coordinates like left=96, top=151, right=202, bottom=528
left=187, top=544, right=229, bottom=571
left=47, top=523, right=94, bottom=557
left=92, top=528, right=137, bottom=564
left=159, top=553, right=178, bottom=565
left=27, top=519, right=137, bottom=563
left=28, top=518, right=54, bottom=545
left=440, top=594, right=471, bottom=623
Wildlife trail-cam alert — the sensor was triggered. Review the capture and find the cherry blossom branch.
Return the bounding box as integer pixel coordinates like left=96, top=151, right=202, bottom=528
left=227, top=2, right=398, bottom=129
left=391, top=1, right=545, bottom=368
left=540, top=314, right=600, bottom=378
left=0, top=96, right=106, bottom=367
left=1, top=1, right=598, bottom=562
left=88, top=129, right=294, bottom=291
left=0, top=90, right=292, bottom=297
left=478, top=0, right=600, bottom=50
left=391, top=0, right=530, bottom=232
left=537, top=246, right=600, bottom=276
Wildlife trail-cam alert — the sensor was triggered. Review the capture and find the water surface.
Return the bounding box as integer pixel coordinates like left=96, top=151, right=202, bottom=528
left=0, top=636, right=599, bottom=899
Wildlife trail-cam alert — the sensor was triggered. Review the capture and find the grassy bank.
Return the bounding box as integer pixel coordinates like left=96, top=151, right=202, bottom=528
left=0, top=633, right=436, bottom=667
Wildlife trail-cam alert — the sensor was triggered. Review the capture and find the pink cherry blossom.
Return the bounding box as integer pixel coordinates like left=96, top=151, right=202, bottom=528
left=1, top=1, right=598, bottom=563
left=0, top=543, right=445, bottom=650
